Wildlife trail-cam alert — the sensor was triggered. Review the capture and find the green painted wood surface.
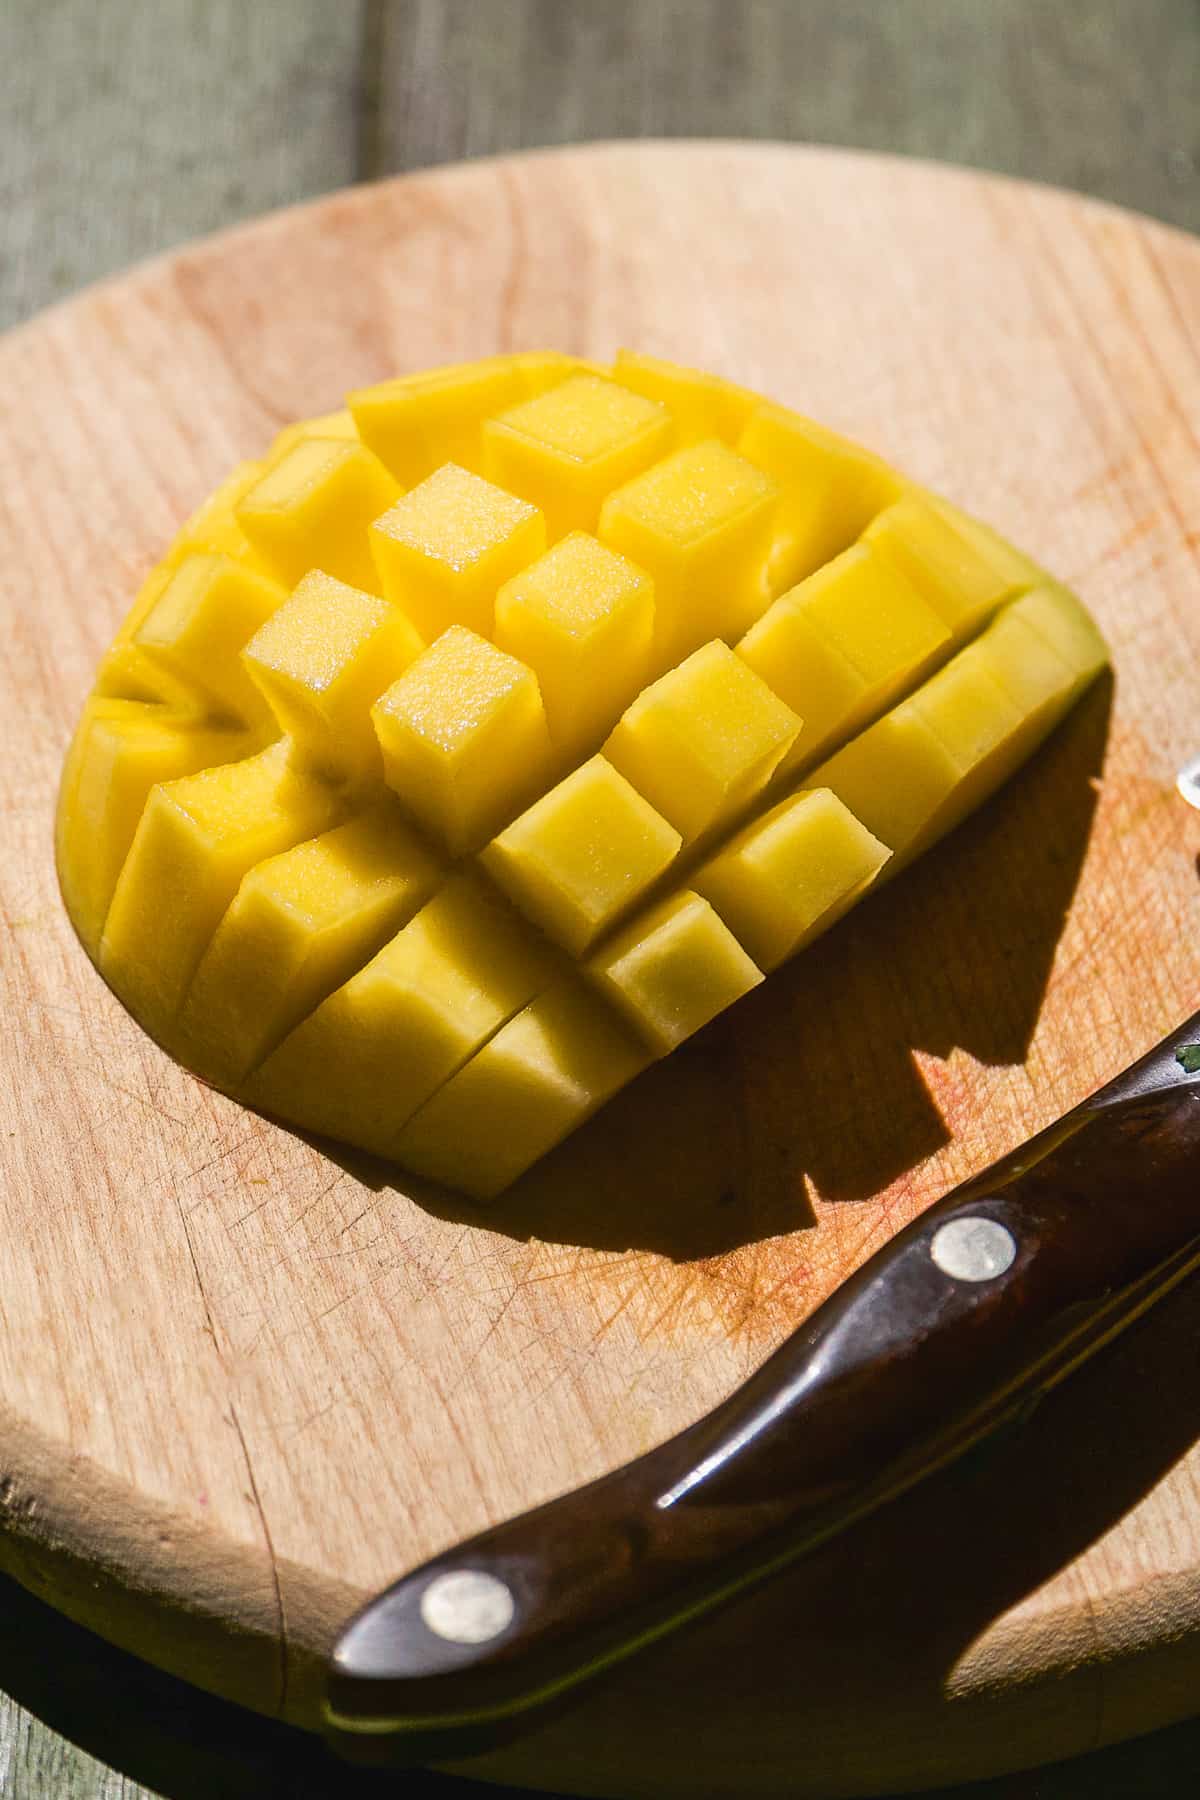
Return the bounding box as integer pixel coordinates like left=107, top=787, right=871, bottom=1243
left=2, top=2, right=1200, bottom=1794
left=369, top=0, right=1200, bottom=233
left=0, top=0, right=367, bottom=332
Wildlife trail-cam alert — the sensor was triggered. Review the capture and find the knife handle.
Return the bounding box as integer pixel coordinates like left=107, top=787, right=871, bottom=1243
left=326, top=1013, right=1200, bottom=1759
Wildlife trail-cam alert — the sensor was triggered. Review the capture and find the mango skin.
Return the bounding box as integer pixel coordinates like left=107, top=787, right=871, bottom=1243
left=56, top=352, right=1107, bottom=1196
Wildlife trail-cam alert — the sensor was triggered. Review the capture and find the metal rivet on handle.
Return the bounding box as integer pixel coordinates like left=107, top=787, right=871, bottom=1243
left=420, top=1569, right=515, bottom=1644
left=930, top=1216, right=1017, bottom=1283
left=1176, top=754, right=1200, bottom=812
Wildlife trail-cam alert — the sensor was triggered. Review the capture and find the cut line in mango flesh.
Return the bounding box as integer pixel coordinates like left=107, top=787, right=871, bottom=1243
left=57, top=353, right=1107, bottom=1198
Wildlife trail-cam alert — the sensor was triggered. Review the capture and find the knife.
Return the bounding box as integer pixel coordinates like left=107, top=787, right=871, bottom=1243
left=325, top=775, right=1200, bottom=1767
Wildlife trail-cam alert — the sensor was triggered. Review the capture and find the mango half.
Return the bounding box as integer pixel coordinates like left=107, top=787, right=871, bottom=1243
left=57, top=351, right=1107, bottom=1197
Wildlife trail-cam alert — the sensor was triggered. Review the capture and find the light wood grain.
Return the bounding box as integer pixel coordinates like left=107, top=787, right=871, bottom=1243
left=2, top=143, right=1200, bottom=1797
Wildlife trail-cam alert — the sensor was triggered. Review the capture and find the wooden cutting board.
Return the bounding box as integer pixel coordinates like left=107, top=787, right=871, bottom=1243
left=2, top=142, right=1199, bottom=1798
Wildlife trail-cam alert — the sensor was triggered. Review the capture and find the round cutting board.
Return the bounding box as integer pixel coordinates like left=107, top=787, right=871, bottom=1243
left=2, top=143, right=1200, bottom=1798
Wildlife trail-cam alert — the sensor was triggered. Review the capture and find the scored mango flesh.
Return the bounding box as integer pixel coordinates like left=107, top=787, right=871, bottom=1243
left=56, top=351, right=1108, bottom=1198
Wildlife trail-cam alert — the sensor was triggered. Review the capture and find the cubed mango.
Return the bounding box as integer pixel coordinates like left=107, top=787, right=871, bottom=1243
left=493, top=532, right=654, bottom=759
left=603, top=641, right=800, bottom=842
left=58, top=354, right=1108, bottom=1196
left=599, top=440, right=778, bottom=661
left=165, top=461, right=268, bottom=574
left=236, top=439, right=400, bottom=593
left=135, top=554, right=288, bottom=727
left=372, top=625, right=553, bottom=854
left=482, top=756, right=682, bottom=955
left=737, top=544, right=951, bottom=768
left=612, top=351, right=758, bottom=445
left=394, top=981, right=649, bottom=1199
left=56, top=700, right=253, bottom=956
left=696, top=789, right=891, bottom=970
left=243, top=571, right=422, bottom=782
left=587, top=890, right=763, bottom=1054
left=349, top=353, right=586, bottom=486
left=863, top=495, right=1033, bottom=641
left=483, top=375, right=672, bottom=539
left=100, top=739, right=339, bottom=1035
left=246, top=872, right=558, bottom=1157
left=370, top=463, right=545, bottom=642
left=736, top=403, right=904, bottom=593
left=178, top=801, right=443, bottom=1082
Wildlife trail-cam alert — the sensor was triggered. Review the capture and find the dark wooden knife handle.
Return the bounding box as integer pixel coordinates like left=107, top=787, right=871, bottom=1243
left=327, top=1013, right=1200, bottom=1758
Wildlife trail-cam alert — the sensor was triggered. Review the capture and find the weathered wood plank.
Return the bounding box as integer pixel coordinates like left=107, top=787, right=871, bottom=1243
left=373, top=0, right=1200, bottom=232
left=0, top=0, right=366, bottom=330
left=0, top=1712, right=137, bottom=1800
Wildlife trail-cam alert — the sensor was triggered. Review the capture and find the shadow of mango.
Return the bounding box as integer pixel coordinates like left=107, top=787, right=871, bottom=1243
left=328, top=673, right=1110, bottom=1263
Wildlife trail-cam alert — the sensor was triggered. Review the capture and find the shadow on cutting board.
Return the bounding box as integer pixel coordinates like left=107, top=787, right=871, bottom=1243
left=8, top=667, right=1198, bottom=1798
left=322, top=674, right=1112, bottom=1261
left=3, top=1266, right=1200, bottom=1799
left=448, top=1258, right=1200, bottom=1798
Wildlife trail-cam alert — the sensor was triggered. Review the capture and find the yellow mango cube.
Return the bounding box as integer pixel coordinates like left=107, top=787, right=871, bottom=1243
left=349, top=353, right=584, bottom=486
left=863, top=495, right=1032, bottom=640
left=509, top=351, right=608, bottom=390
left=482, top=756, right=682, bottom=955
left=1007, top=582, right=1108, bottom=690
left=56, top=700, right=252, bottom=956
left=264, top=409, right=358, bottom=466
left=811, top=708, right=973, bottom=865
left=370, top=463, right=545, bottom=641
left=926, top=496, right=1045, bottom=592
left=243, top=570, right=422, bottom=782
left=612, top=351, right=758, bottom=445
left=811, top=668, right=1026, bottom=868
left=166, top=461, right=267, bottom=573
left=372, top=625, right=553, bottom=854
left=599, top=440, right=778, bottom=661
left=134, top=553, right=288, bottom=726
left=351, top=358, right=525, bottom=484
left=236, top=438, right=400, bottom=592
left=394, top=980, right=649, bottom=1199
left=493, top=532, right=654, bottom=758
left=587, top=890, right=763, bottom=1054
left=603, top=641, right=800, bottom=842
left=246, top=872, right=558, bottom=1157
left=901, top=661, right=1059, bottom=859
left=736, top=544, right=951, bottom=767
left=811, top=599, right=1101, bottom=871
left=178, top=801, right=443, bottom=1082
left=482, top=374, right=672, bottom=539
left=921, top=590, right=1105, bottom=817
left=100, top=739, right=339, bottom=1034
left=93, top=632, right=209, bottom=716
left=109, top=566, right=211, bottom=709
left=696, top=789, right=891, bottom=970
left=736, top=403, right=904, bottom=593
left=116, top=561, right=182, bottom=647
left=965, top=604, right=1078, bottom=717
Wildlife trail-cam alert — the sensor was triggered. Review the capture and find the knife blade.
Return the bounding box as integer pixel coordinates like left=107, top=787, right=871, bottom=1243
left=325, top=767, right=1200, bottom=1766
